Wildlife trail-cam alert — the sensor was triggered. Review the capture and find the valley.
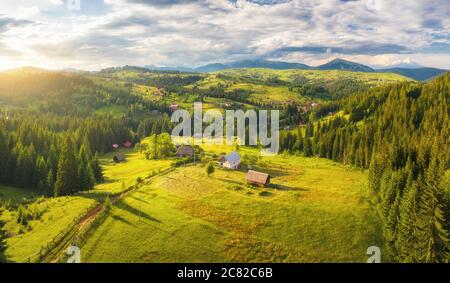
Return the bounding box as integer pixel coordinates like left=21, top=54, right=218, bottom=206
left=0, top=66, right=448, bottom=263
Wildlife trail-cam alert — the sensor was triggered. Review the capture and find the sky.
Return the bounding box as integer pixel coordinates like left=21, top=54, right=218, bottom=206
left=0, top=0, right=449, bottom=71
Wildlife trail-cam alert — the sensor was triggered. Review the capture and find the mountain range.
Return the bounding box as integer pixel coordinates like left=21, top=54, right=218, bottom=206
left=144, top=58, right=448, bottom=81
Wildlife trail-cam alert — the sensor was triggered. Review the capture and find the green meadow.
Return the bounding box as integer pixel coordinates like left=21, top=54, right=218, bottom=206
left=80, top=146, right=384, bottom=263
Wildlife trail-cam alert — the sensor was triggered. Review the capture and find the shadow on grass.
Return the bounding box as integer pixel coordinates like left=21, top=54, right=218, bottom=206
left=130, top=195, right=151, bottom=204
left=111, top=214, right=137, bottom=227
left=245, top=165, right=290, bottom=178
left=115, top=200, right=161, bottom=223
left=216, top=178, right=244, bottom=186
left=269, top=183, right=310, bottom=191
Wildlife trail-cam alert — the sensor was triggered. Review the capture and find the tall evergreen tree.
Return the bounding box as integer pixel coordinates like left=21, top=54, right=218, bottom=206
left=0, top=219, right=8, bottom=263
left=55, top=137, right=78, bottom=196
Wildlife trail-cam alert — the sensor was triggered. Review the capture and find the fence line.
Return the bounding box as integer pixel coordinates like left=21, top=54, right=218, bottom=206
left=25, top=165, right=176, bottom=263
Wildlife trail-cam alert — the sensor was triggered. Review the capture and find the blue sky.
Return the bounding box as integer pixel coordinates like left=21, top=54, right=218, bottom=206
left=0, top=0, right=449, bottom=70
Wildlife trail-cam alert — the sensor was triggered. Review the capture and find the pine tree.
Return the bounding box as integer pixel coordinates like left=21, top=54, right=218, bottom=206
left=91, top=153, right=104, bottom=182
left=303, top=137, right=313, bottom=157
left=32, top=156, right=47, bottom=193
left=104, top=195, right=112, bottom=211
left=0, top=219, right=7, bottom=263
left=55, top=137, right=78, bottom=196
left=0, top=125, right=8, bottom=183
left=206, top=162, right=215, bottom=177
left=368, top=153, right=384, bottom=193
left=396, top=183, right=419, bottom=262
left=46, top=170, right=54, bottom=197
left=415, top=151, right=450, bottom=262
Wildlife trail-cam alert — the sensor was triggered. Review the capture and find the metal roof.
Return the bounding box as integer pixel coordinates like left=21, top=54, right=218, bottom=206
left=224, top=151, right=240, bottom=163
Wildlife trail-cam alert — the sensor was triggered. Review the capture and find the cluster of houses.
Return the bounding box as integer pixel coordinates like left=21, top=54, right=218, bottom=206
left=111, top=141, right=271, bottom=187
left=300, top=101, right=320, bottom=113
left=175, top=146, right=271, bottom=187
left=112, top=140, right=134, bottom=163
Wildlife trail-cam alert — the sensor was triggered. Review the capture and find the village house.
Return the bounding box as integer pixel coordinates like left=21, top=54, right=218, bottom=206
left=176, top=145, right=194, bottom=158
left=113, top=153, right=126, bottom=163
left=218, top=151, right=241, bottom=170
left=170, top=103, right=179, bottom=111
left=246, top=170, right=270, bottom=187
left=122, top=141, right=134, bottom=148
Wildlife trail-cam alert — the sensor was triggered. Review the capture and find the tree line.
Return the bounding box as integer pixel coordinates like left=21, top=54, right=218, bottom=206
left=279, top=73, right=450, bottom=262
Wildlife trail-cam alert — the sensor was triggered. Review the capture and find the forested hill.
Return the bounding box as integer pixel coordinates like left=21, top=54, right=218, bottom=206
left=279, top=72, right=450, bottom=262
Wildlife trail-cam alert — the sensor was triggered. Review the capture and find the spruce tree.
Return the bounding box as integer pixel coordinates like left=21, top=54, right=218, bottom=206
left=91, top=153, right=104, bottom=183
left=55, top=137, right=78, bottom=196
left=0, top=219, right=7, bottom=263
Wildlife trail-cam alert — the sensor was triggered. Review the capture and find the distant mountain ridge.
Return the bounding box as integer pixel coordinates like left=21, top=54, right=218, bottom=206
left=316, top=58, right=375, bottom=72
left=144, top=58, right=448, bottom=81
left=376, top=67, right=448, bottom=81
left=145, top=59, right=311, bottom=73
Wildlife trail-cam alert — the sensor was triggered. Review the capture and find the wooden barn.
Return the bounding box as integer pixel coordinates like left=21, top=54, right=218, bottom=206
left=246, top=170, right=270, bottom=187
left=122, top=141, right=134, bottom=148
left=113, top=153, right=126, bottom=163
left=176, top=145, right=194, bottom=158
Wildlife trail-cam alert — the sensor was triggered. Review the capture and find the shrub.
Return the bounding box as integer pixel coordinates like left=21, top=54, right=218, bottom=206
left=104, top=195, right=112, bottom=211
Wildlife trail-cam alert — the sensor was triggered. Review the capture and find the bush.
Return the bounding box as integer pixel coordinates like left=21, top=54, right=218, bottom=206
left=206, top=162, right=215, bottom=177
left=104, top=195, right=112, bottom=211
left=17, top=205, right=29, bottom=226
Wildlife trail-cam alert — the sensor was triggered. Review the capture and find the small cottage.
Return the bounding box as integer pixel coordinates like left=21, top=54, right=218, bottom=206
left=176, top=145, right=194, bottom=158
left=246, top=170, right=270, bottom=187
left=113, top=153, right=126, bottom=163
left=218, top=151, right=241, bottom=170
left=122, top=141, right=133, bottom=148
left=170, top=103, right=179, bottom=111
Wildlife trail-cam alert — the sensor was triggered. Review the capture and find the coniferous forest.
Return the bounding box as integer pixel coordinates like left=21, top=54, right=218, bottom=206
left=279, top=73, right=450, bottom=262
left=0, top=67, right=449, bottom=263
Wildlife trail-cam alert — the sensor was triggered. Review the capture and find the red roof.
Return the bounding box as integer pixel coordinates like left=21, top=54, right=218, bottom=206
left=122, top=141, right=133, bottom=148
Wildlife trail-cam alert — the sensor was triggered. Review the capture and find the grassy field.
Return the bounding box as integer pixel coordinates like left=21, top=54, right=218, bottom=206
left=187, top=69, right=411, bottom=105
left=81, top=146, right=384, bottom=263
left=2, top=196, right=96, bottom=262
left=94, top=147, right=173, bottom=195
left=1, top=144, right=385, bottom=263
left=96, top=68, right=411, bottom=109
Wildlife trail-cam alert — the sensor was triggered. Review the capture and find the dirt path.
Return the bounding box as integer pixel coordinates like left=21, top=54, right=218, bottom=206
left=40, top=167, right=176, bottom=263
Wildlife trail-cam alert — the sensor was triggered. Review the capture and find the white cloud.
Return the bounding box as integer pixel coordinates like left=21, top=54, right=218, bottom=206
left=0, top=0, right=449, bottom=70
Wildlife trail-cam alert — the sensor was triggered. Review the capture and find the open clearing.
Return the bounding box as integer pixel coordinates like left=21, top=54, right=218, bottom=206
left=81, top=148, right=383, bottom=263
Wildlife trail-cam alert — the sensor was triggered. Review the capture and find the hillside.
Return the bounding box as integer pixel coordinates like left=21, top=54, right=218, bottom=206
left=96, top=67, right=411, bottom=108
left=0, top=68, right=448, bottom=264
left=80, top=145, right=381, bottom=263
left=377, top=67, right=448, bottom=81
left=144, top=59, right=447, bottom=81
left=316, top=58, right=375, bottom=72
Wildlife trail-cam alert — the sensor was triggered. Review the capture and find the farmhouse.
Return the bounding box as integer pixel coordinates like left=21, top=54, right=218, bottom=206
left=113, top=153, right=126, bottom=163
left=122, top=141, right=134, bottom=148
left=246, top=170, right=270, bottom=187
left=176, top=145, right=194, bottom=158
left=170, top=103, right=179, bottom=111
left=218, top=151, right=241, bottom=170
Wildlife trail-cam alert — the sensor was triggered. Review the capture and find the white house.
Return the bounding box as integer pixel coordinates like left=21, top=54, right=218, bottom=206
left=219, top=151, right=241, bottom=170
